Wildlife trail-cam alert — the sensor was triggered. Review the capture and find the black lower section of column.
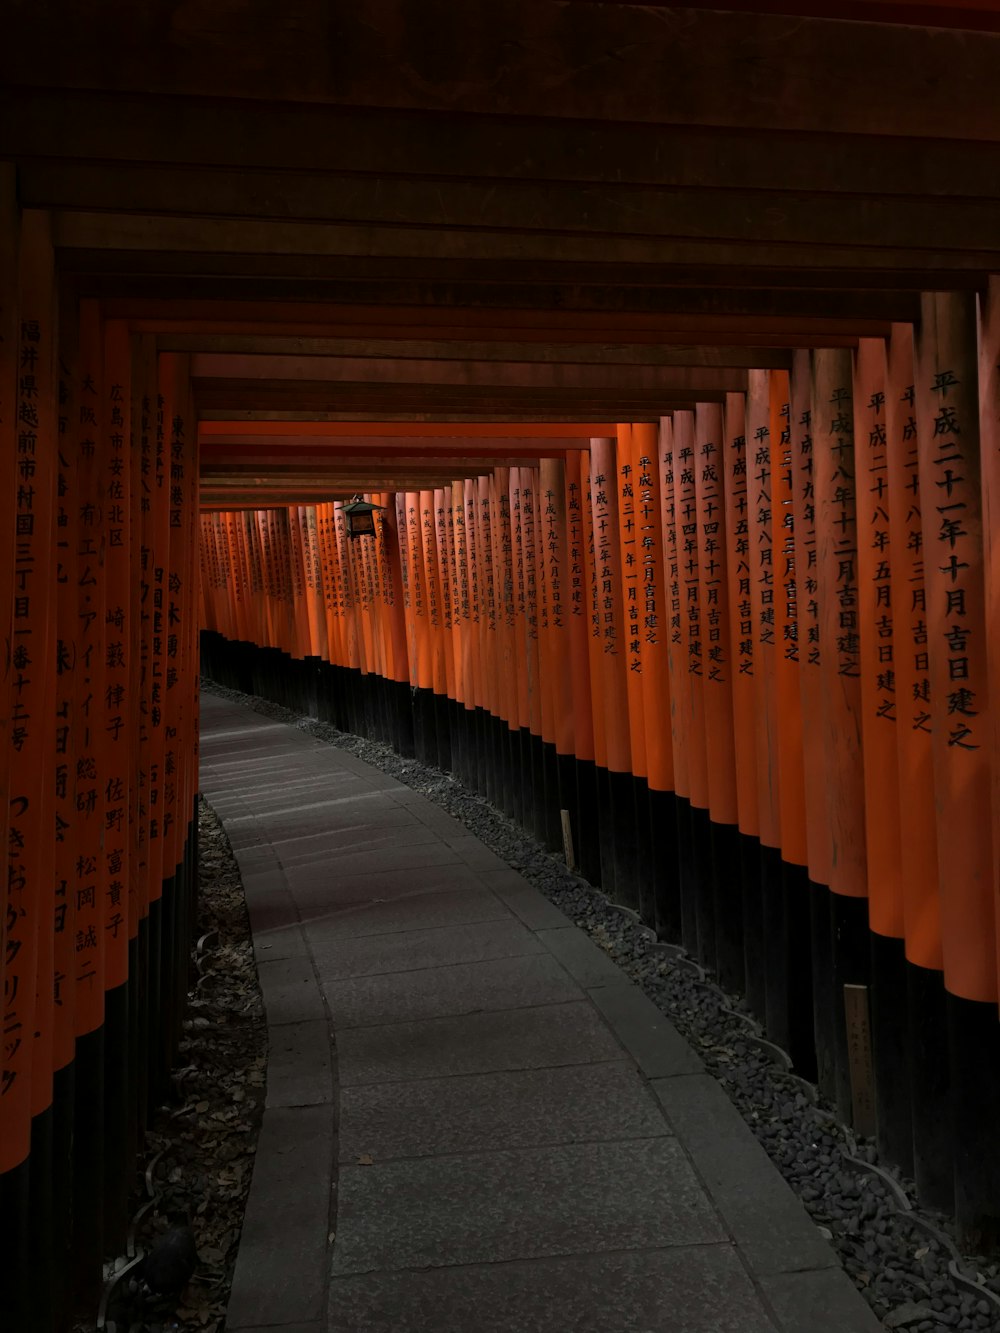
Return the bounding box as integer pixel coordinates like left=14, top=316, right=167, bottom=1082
left=711, top=822, right=744, bottom=994
left=608, top=770, right=639, bottom=913
left=870, top=932, right=913, bottom=1176
left=741, top=833, right=766, bottom=1026
left=649, top=787, right=681, bottom=944
left=575, top=759, right=602, bottom=887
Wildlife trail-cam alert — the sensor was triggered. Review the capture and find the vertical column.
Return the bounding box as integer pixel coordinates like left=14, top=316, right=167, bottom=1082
left=590, top=437, right=635, bottom=910
left=695, top=402, right=742, bottom=988
left=917, top=292, right=997, bottom=1247
left=813, top=346, right=870, bottom=1122
left=769, top=372, right=813, bottom=1071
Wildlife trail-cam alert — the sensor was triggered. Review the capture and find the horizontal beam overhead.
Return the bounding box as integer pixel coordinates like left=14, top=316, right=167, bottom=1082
left=188, top=353, right=747, bottom=395
left=8, top=90, right=1000, bottom=196
left=5, top=4, right=999, bottom=140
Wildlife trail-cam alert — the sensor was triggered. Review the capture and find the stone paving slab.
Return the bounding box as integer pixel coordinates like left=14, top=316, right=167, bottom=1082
left=332, top=1138, right=725, bottom=1276
left=225, top=1105, right=334, bottom=1330
left=652, top=1073, right=839, bottom=1279
left=320, top=952, right=581, bottom=1028
left=310, top=916, right=544, bottom=980
left=265, top=1020, right=335, bottom=1109
left=327, top=1246, right=778, bottom=1333
left=297, top=884, right=510, bottom=939
left=338, top=1060, right=668, bottom=1161
left=335, top=1001, right=629, bottom=1086
left=200, top=694, right=883, bottom=1333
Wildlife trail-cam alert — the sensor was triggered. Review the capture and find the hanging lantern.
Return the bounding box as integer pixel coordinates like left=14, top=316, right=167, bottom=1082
left=337, top=495, right=384, bottom=540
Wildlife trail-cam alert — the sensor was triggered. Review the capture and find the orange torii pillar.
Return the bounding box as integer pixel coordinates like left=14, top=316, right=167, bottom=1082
left=564, top=451, right=602, bottom=885
left=918, top=291, right=999, bottom=1249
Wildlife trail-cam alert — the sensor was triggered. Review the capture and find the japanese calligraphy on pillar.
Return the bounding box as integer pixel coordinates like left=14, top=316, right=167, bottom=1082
left=915, top=292, right=993, bottom=1001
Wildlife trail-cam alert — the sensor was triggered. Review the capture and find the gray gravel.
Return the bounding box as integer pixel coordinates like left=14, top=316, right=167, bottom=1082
left=202, top=678, right=1000, bottom=1333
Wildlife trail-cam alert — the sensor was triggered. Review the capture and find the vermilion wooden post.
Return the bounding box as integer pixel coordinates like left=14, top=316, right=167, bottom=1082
left=563, top=450, right=599, bottom=882
left=590, top=436, right=635, bottom=910
left=531, top=469, right=559, bottom=845
left=492, top=470, right=518, bottom=813
left=509, top=471, right=532, bottom=814
left=582, top=450, right=611, bottom=888
left=661, top=414, right=693, bottom=939
left=722, top=390, right=764, bottom=1017
left=853, top=334, right=913, bottom=1168
left=917, top=292, right=998, bottom=1247
left=615, top=424, right=652, bottom=917
left=978, top=277, right=1000, bottom=993
left=540, top=457, right=575, bottom=853
left=662, top=414, right=695, bottom=952
left=634, top=421, right=678, bottom=942
left=813, top=345, right=871, bottom=1122
left=675, top=408, right=713, bottom=965
left=694, top=402, right=742, bottom=987
left=5, top=212, right=59, bottom=1323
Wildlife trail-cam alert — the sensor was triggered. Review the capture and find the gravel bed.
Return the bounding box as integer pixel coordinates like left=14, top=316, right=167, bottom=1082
left=203, top=679, right=1000, bottom=1333
left=76, top=796, right=266, bottom=1333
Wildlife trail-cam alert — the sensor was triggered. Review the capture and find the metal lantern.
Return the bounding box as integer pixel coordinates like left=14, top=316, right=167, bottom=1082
left=337, top=496, right=384, bottom=539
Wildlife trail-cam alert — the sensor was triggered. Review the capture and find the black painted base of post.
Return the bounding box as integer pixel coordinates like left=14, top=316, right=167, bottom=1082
left=691, top=804, right=716, bottom=975
left=949, top=992, right=1000, bottom=1251
left=908, top=961, right=953, bottom=1212
left=633, top=778, right=655, bottom=929
left=575, top=759, right=602, bottom=887
left=28, top=1107, right=54, bottom=1333
left=0, top=1157, right=31, bottom=1327
left=648, top=787, right=682, bottom=945
left=870, top=932, right=913, bottom=1175
left=784, top=863, right=817, bottom=1081
left=761, top=843, right=790, bottom=1051
left=741, top=833, right=766, bottom=1027
left=608, top=770, right=639, bottom=914
left=711, top=822, right=744, bottom=995
left=596, top=766, right=616, bottom=898
left=830, top=892, right=872, bottom=1127
left=674, top=799, right=697, bottom=958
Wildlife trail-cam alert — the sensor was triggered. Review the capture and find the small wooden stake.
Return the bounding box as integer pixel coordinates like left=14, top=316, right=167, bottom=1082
left=843, top=983, right=876, bottom=1139
left=560, top=808, right=576, bottom=871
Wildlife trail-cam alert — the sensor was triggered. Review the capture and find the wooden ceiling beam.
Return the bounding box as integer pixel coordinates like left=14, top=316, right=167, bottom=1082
left=8, top=90, right=1000, bottom=197
left=37, top=172, right=1000, bottom=255
left=4, top=4, right=998, bottom=141
left=187, top=353, right=747, bottom=395
left=167, top=334, right=794, bottom=370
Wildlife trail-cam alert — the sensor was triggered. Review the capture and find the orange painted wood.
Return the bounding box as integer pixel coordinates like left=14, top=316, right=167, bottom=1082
left=745, top=374, right=781, bottom=847
left=978, top=278, right=1000, bottom=1000
left=661, top=416, right=690, bottom=804
left=673, top=410, right=709, bottom=811
left=540, top=458, right=574, bottom=756
left=71, top=301, right=110, bottom=1036
left=769, top=374, right=808, bottom=867
left=51, top=279, right=80, bottom=1068
left=854, top=337, right=904, bottom=937
left=694, top=403, right=739, bottom=827
left=789, top=350, right=831, bottom=885
left=633, top=422, right=673, bottom=794
left=916, top=292, right=994, bottom=1002
left=589, top=437, right=631, bottom=775
left=563, top=451, right=596, bottom=764
left=103, top=321, right=137, bottom=966
left=617, top=424, right=647, bottom=780
left=812, top=348, right=868, bottom=898
left=13, top=212, right=58, bottom=1128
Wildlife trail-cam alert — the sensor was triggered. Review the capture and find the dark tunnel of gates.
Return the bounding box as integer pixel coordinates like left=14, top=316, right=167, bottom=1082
left=201, top=288, right=1000, bottom=1258
left=7, top=221, right=1000, bottom=1326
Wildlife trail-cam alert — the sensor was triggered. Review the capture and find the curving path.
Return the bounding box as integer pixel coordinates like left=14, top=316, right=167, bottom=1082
left=200, top=691, right=881, bottom=1333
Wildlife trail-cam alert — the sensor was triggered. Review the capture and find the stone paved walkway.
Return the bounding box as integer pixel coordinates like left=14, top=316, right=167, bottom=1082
left=200, top=692, right=882, bottom=1333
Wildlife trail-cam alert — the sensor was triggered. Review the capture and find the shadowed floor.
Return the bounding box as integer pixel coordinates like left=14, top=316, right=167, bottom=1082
left=199, top=691, right=880, bottom=1333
